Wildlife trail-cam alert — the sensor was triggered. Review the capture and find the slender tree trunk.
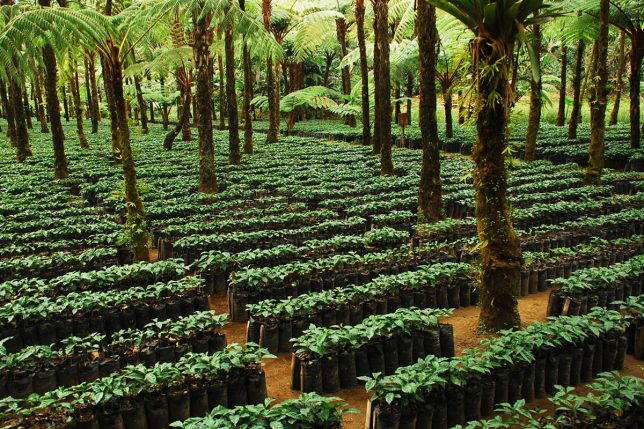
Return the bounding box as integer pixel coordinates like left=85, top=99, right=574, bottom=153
left=355, top=0, right=371, bottom=147
left=38, top=1, right=69, bottom=179
left=579, top=41, right=597, bottom=123
left=134, top=76, right=148, bottom=134
left=394, top=83, right=401, bottom=125
left=336, top=19, right=356, bottom=127
left=109, top=46, right=149, bottom=262
left=10, top=78, right=32, bottom=161
left=239, top=0, right=253, bottom=154
left=373, top=0, right=393, bottom=175
left=524, top=22, right=542, bottom=162
left=609, top=32, right=625, bottom=126
left=263, top=0, right=279, bottom=143
left=584, top=0, right=609, bottom=185
left=84, top=56, right=97, bottom=133
left=568, top=39, right=585, bottom=139
left=32, top=67, right=49, bottom=133
left=406, top=73, right=413, bottom=123
left=164, top=90, right=190, bottom=150
left=217, top=54, right=227, bottom=131
left=102, top=55, right=120, bottom=158
left=444, top=88, right=453, bottom=139
left=87, top=52, right=101, bottom=132
left=23, top=90, right=32, bottom=129
left=555, top=45, right=567, bottom=126
left=0, top=78, right=17, bottom=146
left=225, top=20, right=241, bottom=165
left=628, top=33, right=642, bottom=148
left=194, top=13, right=217, bottom=193
left=70, top=58, right=89, bottom=149
left=473, top=39, right=521, bottom=332
left=417, top=1, right=441, bottom=222
left=61, top=85, right=69, bottom=122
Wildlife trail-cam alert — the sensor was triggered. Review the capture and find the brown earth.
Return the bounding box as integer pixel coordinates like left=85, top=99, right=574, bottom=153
left=211, top=289, right=643, bottom=429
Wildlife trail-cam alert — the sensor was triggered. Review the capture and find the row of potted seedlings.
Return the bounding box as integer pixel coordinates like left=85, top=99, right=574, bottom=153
left=547, top=254, right=643, bottom=317
left=455, top=371, right=643, bottom=429
left=363, top=307, right=630, bottom=429
left=173, top=393, right=355, bottom=429
left=621, top=295, right=644, bottom=360
left=0, top=277, right=209, bottom=353
left=246, top=262, right=473, bottom=351
left=0, top=344, right=272, bottom=429
left=0, top=258, right=189, bottom=304
left=194, top=227, right=409, bottom=295
left=227, top=244, right=460, bottom=322
left=291, top=308, right=455, bottom=394
left=0, top=310, right=228, bottom=399
left=0, top=231, right=122, bottom=260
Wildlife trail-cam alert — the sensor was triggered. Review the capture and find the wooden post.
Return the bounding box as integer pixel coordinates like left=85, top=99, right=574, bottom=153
left=398, top=112, right=409, bottom=148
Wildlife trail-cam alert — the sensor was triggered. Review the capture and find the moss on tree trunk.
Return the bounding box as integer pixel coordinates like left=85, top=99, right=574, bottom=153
left=472, top=39, right=521, bottom=332
left=584, top=0, right=609, bottom=185
left=42, top=44, right=69, bottom=179
left=628, top=32, right=642, bottom=149
left=356, top=0, right=370, bottom=147
left=373, top=0, right=393, bottom=175
left=417, top=1, right=441, bottom=223
left=134, top=75, right=148, bottom=134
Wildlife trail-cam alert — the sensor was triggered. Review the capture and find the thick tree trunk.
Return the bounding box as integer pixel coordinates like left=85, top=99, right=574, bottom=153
left=355, top=0, right=371, bottom=147
left=584, top=0, right=609, bottom=185
left=608, top=31, right=625, bottom=126
left=109, top=46, right=149, bottom=262
left=225, top=22, right=241, bottom=165
left=10, top=78, right=32, bottom=161
left=417, top=1, right=441, bottom=223
left=84, top=56, right=96, bottom=133
left=336, top=19, right=356, bottom=127
left=217, top=54, right=227, bottom=131
left=102, top=55, right=120, bottom=158
left=134, top=76, right=148, bottom=134
left=524, top=23, right=542, bottom=162
left=374, top=0, right=393, bottom=175
left=194, top=14, right=218, bottom=194
left=567, top=39, right=585, bottom=139
left=628, top=34, right=642, bottom=148
left=263, top=0, right=279, bottom=143
left=372, top=12, right=381, bottom=156
left=42, top=46, right=69, bottom=178
left=555, top=45, right=567, bottom=126
left=164, top=91, right=190, bottom=150
left=70, top=59, right=89, bottom=149
left=0, top=78, right=17, bottom=146
left=473, top=40, right=521, bottom=332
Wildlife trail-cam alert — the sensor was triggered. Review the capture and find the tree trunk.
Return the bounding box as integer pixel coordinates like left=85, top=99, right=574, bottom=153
left=164, top=90, right=190, bottom=150
left=61, top=85, right=69, bottom=122
left=372, top=10, right=381, bottom=156
left=0, top=78, right=17, bottom=147
left=109, top=45, right=149, bottom=262
left=609, top=31, right=625, bottom=126
left=473, top=39, right=521, bottom=332
left=134, top=76, right=148, bottom=134
left=217, top=54, right=227, bottom=131
left=32, top=66, right=49, bottom=133
left=10, top=78, right=32, bottom=161
left=225, top=21, right=241, bottom=165
left=394, top=83, right=401, bottom=125
left=102, top=55, right=120, bottom=158
left=70, top=58, right=89, bottom=149
left=524, top=22, right=542, bottom=162
left=628, top=33, right=642, bottom=148
left=323, top=53, right=333, bottom=88
left=194, top=14, right=218, bottom=194
left=336, top=19, right=356, bottom=127
left=355, top=0, right=371, bottom=147
left=555, top=45, right=567, bottom=126
left=374, top=0, right=393, bottom=175
left=584, top=0, right=609, bottom=185
left=567, top=39, right=585, bottom=139
left=444, top=88, right=453, bottom=139
left=84, top=56, right=97, bottom=133
left=417, top=1, right=441, bottom=222
left=240, top=0, right=253, bottom=154
left=41, top=40, right=69, bottom=177
left=87, top=52, right=101, bottom=133
left=579, top=41, right=597, bottom=123
left=263, top=0, right=279, bottom=143
left=406, top=73, right=413, bottom=124
left=23, top=90, right=32, bottom=129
